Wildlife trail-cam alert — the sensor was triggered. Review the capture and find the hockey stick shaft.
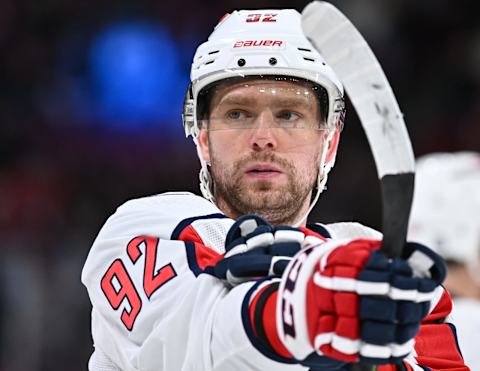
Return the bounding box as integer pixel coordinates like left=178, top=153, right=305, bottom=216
left=302, top=2, right=415, bottom=369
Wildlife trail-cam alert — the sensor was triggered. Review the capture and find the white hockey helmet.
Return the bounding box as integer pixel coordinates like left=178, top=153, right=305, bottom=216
left=183, top=9, right=346, bottom=218
left=408, top=152, right=480, bottom=266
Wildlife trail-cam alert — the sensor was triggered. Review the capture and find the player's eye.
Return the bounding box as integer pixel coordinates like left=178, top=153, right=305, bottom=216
left=278, top=110, right=300, bottom=121
left=226, top=110, right=248, bottom=120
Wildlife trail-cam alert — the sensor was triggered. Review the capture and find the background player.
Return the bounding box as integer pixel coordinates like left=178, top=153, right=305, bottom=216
left=408, top=151, right=480, bottom=370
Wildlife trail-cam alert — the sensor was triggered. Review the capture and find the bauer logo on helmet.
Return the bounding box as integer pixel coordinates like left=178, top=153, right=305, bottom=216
left=232, top=40, right=284, bottom=48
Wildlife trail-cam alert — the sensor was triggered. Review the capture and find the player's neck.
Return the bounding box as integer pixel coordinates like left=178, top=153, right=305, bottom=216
left=215, top=196, right=310, bottom=227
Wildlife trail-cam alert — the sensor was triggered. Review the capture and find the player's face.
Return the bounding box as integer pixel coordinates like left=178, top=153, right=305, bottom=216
left=198, top=78, right=333, bottom=225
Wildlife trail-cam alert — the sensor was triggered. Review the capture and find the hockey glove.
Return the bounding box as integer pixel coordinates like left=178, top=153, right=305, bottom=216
left=213, top=215, right=323, bottom=286
left=276, top=238, right=446, bottom=365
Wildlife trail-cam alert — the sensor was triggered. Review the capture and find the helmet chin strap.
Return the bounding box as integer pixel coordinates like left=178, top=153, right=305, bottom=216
left=193, top=136, right=216, bottom=204
left=195, top=129, right=337, bottom=227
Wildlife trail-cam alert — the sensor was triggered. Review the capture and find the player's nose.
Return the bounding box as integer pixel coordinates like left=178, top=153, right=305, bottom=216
left=249, top=111, right=278, bottom=151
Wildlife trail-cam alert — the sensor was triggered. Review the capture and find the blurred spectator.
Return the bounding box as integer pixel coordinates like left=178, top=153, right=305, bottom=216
left=408, top=152, right=480, bottom=370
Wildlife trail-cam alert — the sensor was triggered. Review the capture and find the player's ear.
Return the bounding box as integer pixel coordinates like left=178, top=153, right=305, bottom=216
left=198, top=129, right=211, bottom=163
left=325, top=128, right=340, bottom=164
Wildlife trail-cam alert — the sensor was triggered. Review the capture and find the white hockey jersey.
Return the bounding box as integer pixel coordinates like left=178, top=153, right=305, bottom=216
left=82, top=192, right=466, bottom=371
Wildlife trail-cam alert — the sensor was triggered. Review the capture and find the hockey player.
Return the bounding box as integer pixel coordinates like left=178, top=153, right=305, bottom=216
left=82, top=8, right=468, bottom=371
left=408, top=152, right=480, bottom=370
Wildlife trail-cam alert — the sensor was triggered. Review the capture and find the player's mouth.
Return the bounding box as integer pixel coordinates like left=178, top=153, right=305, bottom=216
left=244, top=163, right=284, bottom=179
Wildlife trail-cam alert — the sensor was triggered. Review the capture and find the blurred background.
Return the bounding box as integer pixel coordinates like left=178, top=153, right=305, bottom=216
left=0, top=0, right=479, bottom=370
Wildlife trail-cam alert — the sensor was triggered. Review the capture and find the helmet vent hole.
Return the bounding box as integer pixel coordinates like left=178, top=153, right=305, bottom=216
left=237, top=58, right=246, bottom=67
left=208, top=50, right=220, bottom=55
left=303, top=57, right=315, bottom=62
left=204, top=60, right=215, bottom=65
left=298, top=47, right=312, bottom=52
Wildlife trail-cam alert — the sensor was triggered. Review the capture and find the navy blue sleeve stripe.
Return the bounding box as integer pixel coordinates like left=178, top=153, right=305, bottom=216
left=184, top=241, right=203, bottom=277
left=306, top=223, right=331, bottom=238
left=183, top=241, right=216, bottom=278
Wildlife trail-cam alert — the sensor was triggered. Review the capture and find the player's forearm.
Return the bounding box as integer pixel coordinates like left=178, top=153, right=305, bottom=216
left=210, top=281, right=305, bottom=371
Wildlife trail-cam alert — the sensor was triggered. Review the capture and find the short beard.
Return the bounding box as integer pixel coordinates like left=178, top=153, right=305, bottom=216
left=210, top=151, right=318, bottom=225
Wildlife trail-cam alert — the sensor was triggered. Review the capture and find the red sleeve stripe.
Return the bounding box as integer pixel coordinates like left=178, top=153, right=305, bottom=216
left=192, top=242, right=222, bottom=270
left=241, top=279, right=297, bottom=365
left=178, top=225, right=223, bottom=271
left=178, top=224, right=205, bottom=245
left=423, top=287, right=452, bottom=323
left=300, top=226, right=328, bottom=241
left=182, top=241, right=223, bottom=277
left=250, top=283, right=275, bottom=341
left=249, top=281, right=293, bottom=359
left=174, top=216, right=227, bottom=273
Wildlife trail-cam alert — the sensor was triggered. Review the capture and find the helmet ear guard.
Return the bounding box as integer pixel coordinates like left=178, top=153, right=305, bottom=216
left=324, top=123, right=342, bottom=166
left=182, top=84, right=200, bottom=139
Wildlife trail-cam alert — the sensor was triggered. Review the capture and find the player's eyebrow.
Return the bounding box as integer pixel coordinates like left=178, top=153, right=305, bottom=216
left=217, top=95, right=258, bottom=107
left=270, top=97, right=313, bottom=110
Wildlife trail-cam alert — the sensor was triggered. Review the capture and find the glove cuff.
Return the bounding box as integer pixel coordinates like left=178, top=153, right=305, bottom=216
left=276, top=240, right=335, bottom=360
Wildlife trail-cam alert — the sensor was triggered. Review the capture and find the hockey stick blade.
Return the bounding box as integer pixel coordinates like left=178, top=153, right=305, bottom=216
left=302, top=1, right=415, bottom=260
